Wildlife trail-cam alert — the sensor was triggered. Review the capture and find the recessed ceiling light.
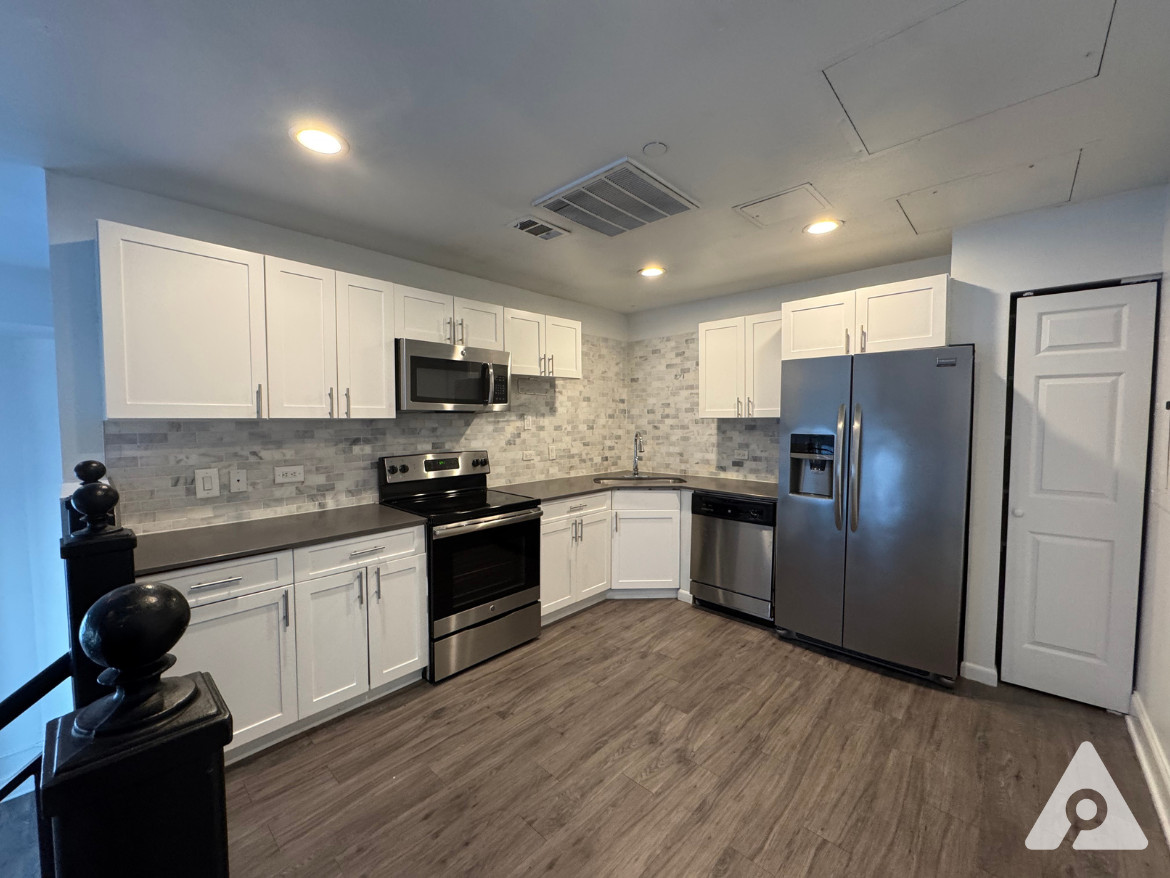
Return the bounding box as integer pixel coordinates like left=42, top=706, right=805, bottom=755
left=803, top=219, right=842, bottom=235
left=291, top=127, right=348, bottom=155
left=638, top=266, right=666, bottom=278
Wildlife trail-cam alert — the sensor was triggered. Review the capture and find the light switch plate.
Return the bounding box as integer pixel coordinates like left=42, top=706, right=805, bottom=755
left=522, top=450, right=536, bottom=461
left=547, top=445, right=557, bottom=460
left=195, top=467, right=220, bottom=499
left=229, top=468, right=247, bottom=493
left=274, top=464, right=305, bottom=484
left=524, top=415, right=534, bottom=431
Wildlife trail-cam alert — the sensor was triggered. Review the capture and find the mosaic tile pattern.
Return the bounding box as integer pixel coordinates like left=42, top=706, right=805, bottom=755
left=103, top=332, right=781, bottom=533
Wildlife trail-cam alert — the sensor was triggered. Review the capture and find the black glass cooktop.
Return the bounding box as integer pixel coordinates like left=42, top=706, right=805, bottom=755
left=383, top=488, right=538, bottom=525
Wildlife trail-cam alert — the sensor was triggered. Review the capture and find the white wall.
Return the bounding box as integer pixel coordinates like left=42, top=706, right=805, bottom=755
left=45, top=172, right=630, bottom=473
left=950, top=184, right=1170, bottom=685
left=628, top=255, right=951, bottom=339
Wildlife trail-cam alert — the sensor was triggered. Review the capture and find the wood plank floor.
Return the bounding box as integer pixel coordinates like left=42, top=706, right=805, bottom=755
left=226, top=599, right=1170, bottom=877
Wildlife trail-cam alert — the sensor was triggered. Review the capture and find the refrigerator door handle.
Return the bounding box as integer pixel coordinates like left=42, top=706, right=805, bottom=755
left=834, top=403, right=846, bottom=530
left=849, top=403, right=862, bottom=532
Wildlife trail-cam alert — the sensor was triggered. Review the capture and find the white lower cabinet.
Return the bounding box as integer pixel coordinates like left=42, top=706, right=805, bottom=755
left=540, top=493, right=611, bottom=618
left=294, top=569, right=371, bottom=716
left=540, top=517, right=576, bottom=616
left=367, top=554, right=427, bottom=687
left=611, top=491, right=681, bottom=591
left=171, top=585, right=297, bottom=749
left=575, top=511, right=611, bottom=598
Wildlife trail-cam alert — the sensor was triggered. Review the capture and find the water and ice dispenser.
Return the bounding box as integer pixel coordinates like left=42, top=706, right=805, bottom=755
left=788, top=433, right=835, bottom=498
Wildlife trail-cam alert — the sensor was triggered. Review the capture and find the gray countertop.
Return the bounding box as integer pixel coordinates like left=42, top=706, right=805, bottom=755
left=500, top=471, right=778, bottom=502
left=134, top=504, right=425, bottom=576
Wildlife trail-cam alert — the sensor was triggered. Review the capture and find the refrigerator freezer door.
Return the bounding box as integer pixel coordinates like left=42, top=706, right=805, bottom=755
left=774, top=355, right=853, bottom=645
left=841, top=346, right=973, bottom=677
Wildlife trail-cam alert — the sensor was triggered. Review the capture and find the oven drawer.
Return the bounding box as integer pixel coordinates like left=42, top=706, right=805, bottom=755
left=542, top=492, right=611, bottom=522
left=154, top=551, right=293, bottom=608
left=293, top=527, right=424, bottom=580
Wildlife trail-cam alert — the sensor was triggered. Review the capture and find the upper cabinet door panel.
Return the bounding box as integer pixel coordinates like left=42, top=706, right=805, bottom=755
left=454, top=298, right=505, bottom=351
left=855, top=274, right=948, bottom=353
left=395, top=285, right=453, bottom=344
left=781, top=292, right=855, bottom=360
left=98, top=221, right=268, bottom=418
left=698, top=317, right=745, bottom=418
left=337, top=273, right=395, bottom=419
left=265, top=257, right=337, bottom=418
left=745, top=311, right=783, bottom=418
left=545, top=316, right=583, bottom=379
left=504, top=308, right=545, bottom=376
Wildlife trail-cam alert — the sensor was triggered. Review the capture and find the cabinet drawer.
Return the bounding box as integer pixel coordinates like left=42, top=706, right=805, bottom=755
left=612, top=489, right=681, bottom=512
left=293, top=527, right=424, bottom=580
left=543, top=492, right=611, bottom=521
left=156, top=551, right=293, bottom=607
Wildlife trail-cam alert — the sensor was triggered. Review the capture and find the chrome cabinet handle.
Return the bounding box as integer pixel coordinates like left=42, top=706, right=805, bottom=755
left=356, top=570, right=364, bottom=605
left=747, top=397, right=754, bottom=417
left=256, top=384, right=264, bottom=418
left=375, top=566, right=383, bottom=600
left=568, top=503, right=588, bottom=512
left=345, top=387, right=351, bottom=418
left=328, top=387, right=335, bottom=417
left=736, top=397, right=742, bottom=417
left=349, top=545, right=385, bottom=557
left=190, top=575, right=243, bottom=591
left=845, top=328, right=850, bottom=355
left=539, top=354, right=546, bottom=376
left=446, top=317, right=453, bottom=343
left=549, top=354, right=555, bottom=376
left=615, top=513, right=619, bottom=533
left=849, top=404, right=862, bottom=532
left=457, top=318, right=465, bottom=343
left=834, top=404, right=846, bottom=531
left=860, top=325, right=867, bottom=353
left=282, top=591, right=289, bottom=628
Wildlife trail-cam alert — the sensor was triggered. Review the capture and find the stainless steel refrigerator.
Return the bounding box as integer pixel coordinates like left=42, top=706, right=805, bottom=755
left=774, top=345, right=973, bottom=680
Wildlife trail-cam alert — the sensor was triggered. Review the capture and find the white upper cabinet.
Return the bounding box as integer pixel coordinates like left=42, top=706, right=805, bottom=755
left=781, top=291, right=856, bottom=360
left=745, top=311, right=783, bottom=418
left=453, top=297, right=504, bottom=350
left=854, top=274, right=948, bottom=353
left=337, top=272, right=396, bottom=419
left=504, top=308, right=582, bottom=379
left=395, top=285, right=455, bottom=344
left=545, top=316, right=583, bottom=379
left=265, top=257, right=338, bottom=419
left=98, top=221, right=268, bottom=419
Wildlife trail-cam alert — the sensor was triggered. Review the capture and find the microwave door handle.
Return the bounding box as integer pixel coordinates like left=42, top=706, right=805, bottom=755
left=483, top=362, right=494, bottom=407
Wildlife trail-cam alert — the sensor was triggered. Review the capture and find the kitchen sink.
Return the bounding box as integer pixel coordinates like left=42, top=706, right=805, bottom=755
left=593, top=475, right=687, bottom=485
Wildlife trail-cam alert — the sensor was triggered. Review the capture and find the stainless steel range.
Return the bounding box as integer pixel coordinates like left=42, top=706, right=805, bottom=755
left=377, top=451, right=541, bottom=682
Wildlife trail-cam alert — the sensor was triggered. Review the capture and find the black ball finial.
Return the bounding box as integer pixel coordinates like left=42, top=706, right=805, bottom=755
left=72, top=583, right=196, bottom=737
left=74, top=460, right=107, bottom=484
left=69, top=463, right=120, bottom=536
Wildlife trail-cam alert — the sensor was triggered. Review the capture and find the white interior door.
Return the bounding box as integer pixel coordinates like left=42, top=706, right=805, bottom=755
left=698, top=317, right=745, bottom=418
left=395, top=285, right=453, bottom=344
left=294, top=570, right=370, bottom=716
left=781, top=291, right=855, bottom=360
left=1002, top=283, right=1156, bottom=712
left=855, top=274, right=947, bottom=353
left=745, top=311, right=783, bottom=417
left=504, top=308, right=545, bottom=376
left=453, top=298, right=505, bottom=351
left=545, top=316, right=583, bottom=379
left=337, top=272, right=395, bottom=419
left=265, top=257, right=337, bottom=418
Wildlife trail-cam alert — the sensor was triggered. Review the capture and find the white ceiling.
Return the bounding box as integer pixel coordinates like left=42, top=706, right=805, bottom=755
left=1, top=0, right=1167, bottom=314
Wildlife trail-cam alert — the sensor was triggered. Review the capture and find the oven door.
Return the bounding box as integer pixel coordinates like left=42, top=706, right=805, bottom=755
left=429, top=507, right=541, bottom=636
left=397, top=339, right=511, bottom=413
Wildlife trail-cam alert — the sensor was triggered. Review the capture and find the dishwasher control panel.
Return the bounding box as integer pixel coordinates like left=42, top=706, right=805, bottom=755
left=691, top=492, right=776, bottom=527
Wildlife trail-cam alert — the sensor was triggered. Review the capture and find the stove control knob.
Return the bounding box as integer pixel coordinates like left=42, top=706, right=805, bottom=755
left=399, top=464, right=410, bottom=474
left=480, top=457, right=489, bottom=467
left=387, top=465, right=399, bottom=475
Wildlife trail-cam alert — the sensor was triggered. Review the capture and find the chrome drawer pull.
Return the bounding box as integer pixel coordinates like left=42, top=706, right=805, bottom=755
left=190, top=576, right=243, bottom=591
left=568, top=503, right=588, bottom=512
left=349, top=545, right=386, bottom=557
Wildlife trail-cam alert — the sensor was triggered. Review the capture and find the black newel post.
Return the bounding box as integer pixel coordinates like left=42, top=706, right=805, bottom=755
left=39, top=582, right=233, bottom=878
left=59, top=460, right=138, bottom=708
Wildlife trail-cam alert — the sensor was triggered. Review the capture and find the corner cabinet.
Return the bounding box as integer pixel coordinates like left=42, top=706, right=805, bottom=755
left=98, top=220, right=269, bottom=419
left=540, top=493, right=611, bottom=617
left=697, top=311, right=782, bottom=418
left=611, top=491, right=680, bottom=592
left=504, top=308, right=582, bottom=378
left=781, top=274, right=948, bottom=360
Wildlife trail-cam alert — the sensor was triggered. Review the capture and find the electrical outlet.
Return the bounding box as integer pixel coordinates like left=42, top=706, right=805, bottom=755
left=524, top=415, right=534, bottom=431
left=522, top=450, right=536, bottom=461
left=229, top=468, right=247, bottom=493
left=547, top=445, right=557, bottom=460
left=274, top=464, right=305, bottom=484
left=194, top=467, right=220, bottom=499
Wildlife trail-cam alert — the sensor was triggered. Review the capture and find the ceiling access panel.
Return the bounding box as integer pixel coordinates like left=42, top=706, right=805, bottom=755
left=824, top=0, right=1116, bottom=154
left=733, top=183, right=831, bottom=229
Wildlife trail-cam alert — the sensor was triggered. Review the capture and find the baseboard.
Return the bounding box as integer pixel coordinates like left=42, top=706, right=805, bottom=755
left=1128, top=691, right=1170, bottom=848
left=606, top=588, right=679, bottom=600
left=960, top=661, right=999, bottom=687
left=677, top=588, right=693, bottom=604
left=540, top=592, right=608, bottom=625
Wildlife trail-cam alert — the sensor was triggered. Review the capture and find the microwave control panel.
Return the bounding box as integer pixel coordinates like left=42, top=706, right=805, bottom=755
left=492, top=374, right=509, bottom=404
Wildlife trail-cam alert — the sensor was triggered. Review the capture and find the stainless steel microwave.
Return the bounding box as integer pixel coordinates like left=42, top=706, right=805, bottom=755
left=396, top=338, right=511, bottom=413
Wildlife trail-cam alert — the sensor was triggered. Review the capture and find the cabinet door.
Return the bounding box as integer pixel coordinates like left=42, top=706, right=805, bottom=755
left=745, top=311, right=783, bottom=418
left=395, top=285, right=454, bottom=344
left=611, top=510, right=680, bottom=590
left=781, top=291, right=855, bottom=360
left=367, top=555, right=426, bottom=688
left=171, top=586, right=296, bottom=749
left=454, top=298, right=505, bottom=351
left=98, top=221, right=268, bottom=418
left=698, top=318, right=745, bottom=418
left=855, top=274, right=948, bottom=353
left=337, top=272, right=396, bottom=419
left=540, top=517, right=575, bottom=617
left=575, top=511, right=611, bottom=599
left=545, top=316, right=583, bottom=379
left=265, top=257, right=338, bottom=418
left=294, top=570, right=370, bottom=717
left=504, top=308, right=546, bottom=376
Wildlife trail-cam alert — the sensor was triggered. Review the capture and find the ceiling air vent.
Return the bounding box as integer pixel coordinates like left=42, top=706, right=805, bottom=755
left=533, top=158, right=699, bottom=237
left=511, top=216, right=570, bottom=241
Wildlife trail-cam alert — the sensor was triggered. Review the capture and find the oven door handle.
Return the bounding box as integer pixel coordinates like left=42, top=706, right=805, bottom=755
left=432, top=507, right=542, bottom=539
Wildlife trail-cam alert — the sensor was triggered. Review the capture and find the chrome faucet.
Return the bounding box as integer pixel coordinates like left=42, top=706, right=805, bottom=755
left=633, top=431, right=645, bottom=476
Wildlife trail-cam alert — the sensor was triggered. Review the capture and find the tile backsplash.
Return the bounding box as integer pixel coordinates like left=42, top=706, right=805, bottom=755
left=103, top=332, right=780, bottom=533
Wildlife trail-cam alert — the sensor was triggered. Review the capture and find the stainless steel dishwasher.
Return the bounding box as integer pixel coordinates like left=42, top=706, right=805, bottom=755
left=690, top=492, right=776, bottom=621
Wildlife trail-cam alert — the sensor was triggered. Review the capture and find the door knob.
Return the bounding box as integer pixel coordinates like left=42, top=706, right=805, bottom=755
left=1012, top=508, right=1025, bottom=518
